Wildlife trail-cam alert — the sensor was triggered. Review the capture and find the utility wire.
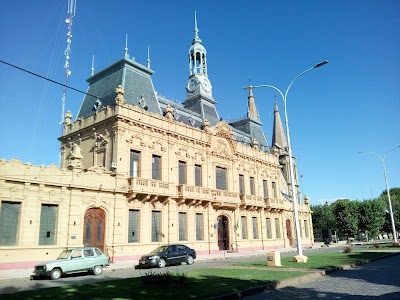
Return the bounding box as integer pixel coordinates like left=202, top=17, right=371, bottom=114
left=0, top=59, right=105, bottom=102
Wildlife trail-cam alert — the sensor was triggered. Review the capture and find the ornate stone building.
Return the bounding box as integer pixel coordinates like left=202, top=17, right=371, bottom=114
left=0, top=17, right=313, bottom=269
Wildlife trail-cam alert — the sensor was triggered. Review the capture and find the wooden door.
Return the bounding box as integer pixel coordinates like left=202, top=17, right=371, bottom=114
left=217, top=216, right=230, bottom=250
left=83, top=208, right=106, bottom=252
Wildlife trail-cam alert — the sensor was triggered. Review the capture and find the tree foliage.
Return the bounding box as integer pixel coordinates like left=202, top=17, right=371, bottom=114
left=379, top=188, right=400, bottom=234
left=311, top=203, right=336, bottom=231
left=332, top=199, right=359, bottom=240
left=358, top=198, right=386, bottom=239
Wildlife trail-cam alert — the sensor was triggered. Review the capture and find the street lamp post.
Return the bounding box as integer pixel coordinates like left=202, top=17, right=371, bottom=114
left=244, top=60, right=328, bottom=261
left=358, top=146, right=400, bottom=243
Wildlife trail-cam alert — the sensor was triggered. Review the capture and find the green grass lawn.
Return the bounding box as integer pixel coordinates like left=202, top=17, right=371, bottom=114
left=1, top=268, right=307, bottom=300
left=236, top=251, right=391, bottom=269
left=1, top=251, right=394, bottom=300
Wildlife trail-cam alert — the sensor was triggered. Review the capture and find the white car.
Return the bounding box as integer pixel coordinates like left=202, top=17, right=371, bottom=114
left=33, top=247, right=109, bottom=280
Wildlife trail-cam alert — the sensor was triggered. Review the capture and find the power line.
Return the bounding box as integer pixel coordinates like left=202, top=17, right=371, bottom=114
left=0, top=59, right=106, bottom=102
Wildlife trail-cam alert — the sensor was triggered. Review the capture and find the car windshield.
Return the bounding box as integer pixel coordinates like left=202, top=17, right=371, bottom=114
left=151, top=246, right=168, bottom=253
left=57, top=250, right=72, bottom=259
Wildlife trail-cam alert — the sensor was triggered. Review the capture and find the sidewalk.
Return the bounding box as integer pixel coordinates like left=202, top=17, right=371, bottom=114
left=0, top=242, right=343, bottom=281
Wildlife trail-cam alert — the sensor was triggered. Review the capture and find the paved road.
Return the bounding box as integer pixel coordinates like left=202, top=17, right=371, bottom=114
left=243, top=254, right=400, bottom=300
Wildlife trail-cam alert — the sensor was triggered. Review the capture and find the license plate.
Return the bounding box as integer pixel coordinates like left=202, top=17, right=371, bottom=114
left=140, top=261, right=145, bottom=264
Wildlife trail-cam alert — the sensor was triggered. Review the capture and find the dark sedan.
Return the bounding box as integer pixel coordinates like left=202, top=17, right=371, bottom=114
left=138, top=244, right=196, bottom=268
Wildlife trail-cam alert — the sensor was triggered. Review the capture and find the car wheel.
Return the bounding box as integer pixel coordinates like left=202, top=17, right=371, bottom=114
left=50, top=268, right=62, bottom=280
left=93, top=265, right=103, bottom=275
left=158, top=258, right=166, bottom=268
left=186, top=255, right=194, bottom=265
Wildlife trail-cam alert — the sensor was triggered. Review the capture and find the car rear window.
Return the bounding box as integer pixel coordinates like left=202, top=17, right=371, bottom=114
left=84, top=249, right=95, bottom=257
left=94, top=249, right=103, bottom=256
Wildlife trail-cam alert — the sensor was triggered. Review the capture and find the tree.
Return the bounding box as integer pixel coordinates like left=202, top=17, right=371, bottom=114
left=379, top=188, right=400, bottom=237
left=332, top=199, right=359, bottom=241
left=358, top=198, right=386, bottom=240
left=311, top=202, right=336, bottom=242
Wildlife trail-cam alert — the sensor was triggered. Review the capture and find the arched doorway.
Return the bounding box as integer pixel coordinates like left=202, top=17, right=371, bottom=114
left=286, top=219, right=294, bottom=246
left=217, top=215, right=230, bottom=250
left=83, top=208, right=106, bottom=252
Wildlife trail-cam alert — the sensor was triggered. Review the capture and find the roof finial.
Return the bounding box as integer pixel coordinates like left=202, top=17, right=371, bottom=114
left=91, top=54, right=95, bottom=76
left=124, top=34, right=129, bottom=59
left=193, top=11, right=201, bottom=43
left=147, top=45, right=151, bottom=68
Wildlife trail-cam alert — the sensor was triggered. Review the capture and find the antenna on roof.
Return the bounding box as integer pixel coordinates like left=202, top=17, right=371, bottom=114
left=61, top=0, right=76, bottom=126
left=91, top=54, right=95, bottom=76
left=147, top=45, right=151, bottom=68
left=124, top=34, right=129, bottom=58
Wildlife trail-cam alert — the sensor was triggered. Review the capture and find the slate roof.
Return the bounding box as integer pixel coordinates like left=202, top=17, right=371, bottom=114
left=77, top=57, right=161, bottom=118
left=75, top=56, right=270, bottom=152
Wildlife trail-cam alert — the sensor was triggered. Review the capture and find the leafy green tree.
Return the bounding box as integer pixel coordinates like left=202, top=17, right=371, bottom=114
left=332, top=199, right=359, bottom=241
left=311, top=203, right=336, bottom=231
left=379, top=188, right=400, bottom=236
left=358, top=198, right=386, bottom=240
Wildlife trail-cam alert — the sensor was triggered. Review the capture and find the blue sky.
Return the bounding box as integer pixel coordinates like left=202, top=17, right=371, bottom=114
left=0, top=0, right=399, bottom=205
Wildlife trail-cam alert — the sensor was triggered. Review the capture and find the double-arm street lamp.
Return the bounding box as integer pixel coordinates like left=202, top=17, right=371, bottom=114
left=244, top=60, right=328, bottom=260
left=358, top=146, right=400, bottom=243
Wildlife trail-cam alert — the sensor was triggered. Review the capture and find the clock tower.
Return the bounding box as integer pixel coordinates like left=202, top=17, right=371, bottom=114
left=184, top=12, right=220, bottom=126
left=186, top=12, right=212, bottom=98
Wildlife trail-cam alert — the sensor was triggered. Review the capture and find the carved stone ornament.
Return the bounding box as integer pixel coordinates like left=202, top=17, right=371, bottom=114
left=203, top=119, right=210, bottom=131
left=64, top=110, right=72, bottom=125
left=252, top=138, right=258, bottom=149
left=115, top=85, right=125, bottom=105
left=165, top=104, right=173, bottom=121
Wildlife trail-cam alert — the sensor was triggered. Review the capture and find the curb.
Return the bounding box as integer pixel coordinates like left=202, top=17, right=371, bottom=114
left=205, top=252, right=400, bottom=300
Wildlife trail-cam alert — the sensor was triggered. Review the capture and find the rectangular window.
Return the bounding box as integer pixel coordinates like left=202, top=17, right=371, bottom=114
left=241, top=216, right=247, bottom=239
left=195, top=164, right=202, bottom=187
left=128, top=210, right=139, bottom=243
left=0, top=201, right=21, bottom=246
left=250, top=177, right=255, bottom=195
left=275, top=218, right=281, bottom=238
left=216, top=167, right=227, bottom=190
left=196, top=213, right=203, bottom=241
left=179, top=161, right=187, bottom=184
left=179, top=212, right=187, bottom=241
left=304, top=219, right=309, bottom=238
left=252, top=217, right=258, bottom=239
left=39, top=204, right=58, bottom=245
left=151, top=211, right=161, bottom=242
left=263, top=180, right=268, bottom=198
left=239, top=175, right=244, bottom=194
left=265, top=218, right=272, bottom=239
left=152, top=155, right=161, bottom=180
left=272, top=182, right=277, bottom=198
left=130, top=150, right=140, bottom=177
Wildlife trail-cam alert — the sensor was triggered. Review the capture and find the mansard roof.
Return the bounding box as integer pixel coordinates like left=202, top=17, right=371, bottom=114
left=77, top=57, right=161, bottom=119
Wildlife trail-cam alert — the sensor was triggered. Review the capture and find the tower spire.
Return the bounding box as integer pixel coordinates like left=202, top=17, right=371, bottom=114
left=247, top=86, right=259, bottom=120
left=272, top=100, right=288, bottom=149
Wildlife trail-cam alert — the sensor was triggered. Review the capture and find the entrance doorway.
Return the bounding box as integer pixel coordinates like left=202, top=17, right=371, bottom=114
left=286, top=219, right=294, bottom=246
left=217, top=215, right=230, bottom=250
left=83, top=208, right=106, bottom=252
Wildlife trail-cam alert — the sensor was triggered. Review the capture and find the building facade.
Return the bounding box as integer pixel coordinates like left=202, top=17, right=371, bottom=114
left=0, top=17, right=313, bottom=269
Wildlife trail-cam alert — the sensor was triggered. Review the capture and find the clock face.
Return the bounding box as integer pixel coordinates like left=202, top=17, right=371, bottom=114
left=202, top=78, right=211, bottom=92
left=188, top=78, right=199, bottom=91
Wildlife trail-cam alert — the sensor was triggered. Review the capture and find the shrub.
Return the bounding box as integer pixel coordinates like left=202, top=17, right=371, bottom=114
left=371, top=243, right=380, bottom=249
left=343, top=246, right=353, bottom=253
left=140, top=269, right=188, bottom=286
